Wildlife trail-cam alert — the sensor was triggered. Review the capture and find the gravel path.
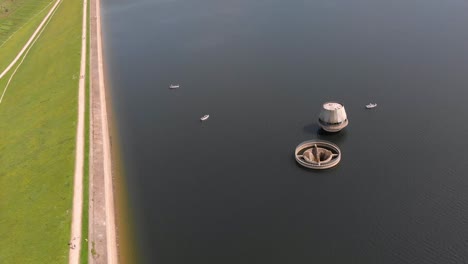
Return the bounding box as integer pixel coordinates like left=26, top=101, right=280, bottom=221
left=68, top=0, right=88, bottom=262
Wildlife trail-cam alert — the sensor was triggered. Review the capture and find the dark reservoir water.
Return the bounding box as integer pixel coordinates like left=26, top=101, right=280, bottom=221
left=101, top=0, right=468, bottom=263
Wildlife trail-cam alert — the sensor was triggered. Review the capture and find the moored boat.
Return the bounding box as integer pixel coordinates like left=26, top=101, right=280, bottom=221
left=200, top=115, right=210, bottom=121
left=366, top=103, right=377, bottom=109
left=169, top=84, right=180, bottom=89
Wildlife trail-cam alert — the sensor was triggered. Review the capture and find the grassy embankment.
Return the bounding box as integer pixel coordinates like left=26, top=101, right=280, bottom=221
left=0, top=0, right=55, bottom=71
left=0, top=0, right=86, bottom=262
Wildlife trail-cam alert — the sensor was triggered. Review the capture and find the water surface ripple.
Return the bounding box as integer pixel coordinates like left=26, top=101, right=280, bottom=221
left=101, top=0, right=468, bottom=263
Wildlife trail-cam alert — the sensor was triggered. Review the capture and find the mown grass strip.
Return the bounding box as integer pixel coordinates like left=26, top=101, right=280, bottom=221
left=0, top=0, right=83, bottom=262
left=80, top=0, right=91, bottom=262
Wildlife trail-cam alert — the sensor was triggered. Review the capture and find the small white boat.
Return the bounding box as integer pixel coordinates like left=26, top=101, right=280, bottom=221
left=366, top=103, right=377, bottom=109
left=169, top=84, right=180, bottom=89
left=200, top=115, right=210, bottom=121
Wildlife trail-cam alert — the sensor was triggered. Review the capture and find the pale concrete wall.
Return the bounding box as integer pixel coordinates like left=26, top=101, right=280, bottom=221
left=319, top=102, right=347, bottom=124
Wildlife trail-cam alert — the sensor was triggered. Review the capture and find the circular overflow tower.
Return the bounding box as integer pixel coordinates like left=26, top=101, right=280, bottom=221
left=295, top=140, right=341, bottom=169
left=318, top=102, right=348, bottom=132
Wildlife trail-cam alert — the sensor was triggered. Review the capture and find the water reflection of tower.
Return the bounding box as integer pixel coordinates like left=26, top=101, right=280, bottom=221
left=318, top=102, right=348, bottom=132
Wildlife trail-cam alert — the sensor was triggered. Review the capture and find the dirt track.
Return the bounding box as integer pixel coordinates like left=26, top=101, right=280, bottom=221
left=68, top=0, right=87, bottom=262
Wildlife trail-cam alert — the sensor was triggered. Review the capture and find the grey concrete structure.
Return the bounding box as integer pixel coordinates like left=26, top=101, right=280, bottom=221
left=318, top=102, right=348, bottom=132
left=89, top=0, right=118, bottom=262
left=295, top=140, right=341, bottom=169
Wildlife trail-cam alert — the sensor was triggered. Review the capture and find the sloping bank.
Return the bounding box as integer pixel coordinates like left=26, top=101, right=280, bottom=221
left=88, top=0, right=137, bottom=262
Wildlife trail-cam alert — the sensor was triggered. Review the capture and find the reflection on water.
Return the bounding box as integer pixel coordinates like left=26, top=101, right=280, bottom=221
left=101, top=0, right=468, bottom=263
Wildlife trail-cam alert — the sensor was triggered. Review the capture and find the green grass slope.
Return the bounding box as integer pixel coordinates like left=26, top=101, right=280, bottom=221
left=80, top=3, right=90, bottom=262
left=0, top=0, right=82, bottom=262
left=0, top=0, right=54, bottom=72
